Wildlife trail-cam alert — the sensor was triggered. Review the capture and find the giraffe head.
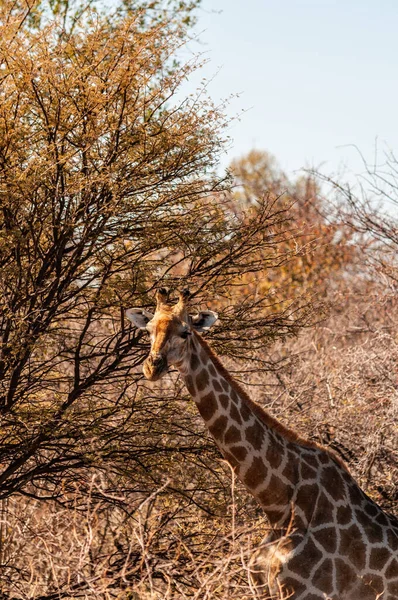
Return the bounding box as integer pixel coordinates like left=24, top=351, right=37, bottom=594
left=126, top=288, right=218, bottom=381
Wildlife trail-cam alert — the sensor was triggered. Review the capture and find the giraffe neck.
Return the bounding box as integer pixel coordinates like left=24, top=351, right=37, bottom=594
left=177, top=332, right=302, bottom=526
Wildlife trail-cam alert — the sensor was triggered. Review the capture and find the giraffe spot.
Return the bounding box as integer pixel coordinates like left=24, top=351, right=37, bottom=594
left=311, top=557, right=334, bottom=595
left=273, top=436, right=287, bottom=457
left=231, top=389, right=239, bottom=404
left=213, top=379, right=223, bottom=393
left=376, top=511, right=389, bottom=526
left=387, top=528, right=398, bottom=551
left=369, top=546, right=393, bottom=570
left=208, top=363, right=217, bottom=377
left=295, top=483, right=319, bottom=513
left=230, top=445, right=248, bottom=461
left=320, top=466, right=345, bottom=501
left=364, top=502, right=379, bottom=517
left=224, top=425, right=241, bottom=445
left=240, top=402, right=252, bottom=421
left=266, top=440, right=284, bottom=469
left=282, top=455, right=297, bottom=481
left=199, top=348, right=208, bottom=364
left=339, top=523, right=366, bottom=570
left=355, top=577, right=385, bottom=600
left=258, top=473, right=292, bottom=507
left=311, top=493, right=334, bottom=527
left=286, top=441, right=298, bottom=452
left=341, top=469, right=353, bottom=483
left=288, top=536, right=323, bottom=579
left=318, top=452, right=330, bottom=465
left=303, top=453, right=320, bottom=469
left=349, top=482, right=364, bottom=506
left=300, top=460, right=317, bottom=480
left=293, top=512, right=306, bottom=529
left=354, top=578, right=383, bottom=600
left=197, top=393, right=217, bottom=421
left=245, top=423, right=264, bottom=451
left=190, top=352, right=200, bottom=371
left=244, top=457, right=268, bottom=490
left=221, top=378, right=229, bottom=392
left=269, top=431, right=284, bottom=448
left=356, top=508, right=384, bottom=544
left=196, top=369, right=209, bottom=392
left=334, top=558, right=357, bottom=592
left=385, top=558, right=398, bottom=579
left=336, top=504, right=352, bottom=525
left=222, top=450, right=238, bottom=469
left=219, top=393, right=229, bottom=409
left=230, top=403, right=242, bottom=424
left=266, top=508, right=287, bottom=524
left=185, top=375, right=196, bottom=395
left=208, top=415, right=228, bottom=440
left=388, top=580, right=398, bottom=596
left=361, top=574, right=386, bottom=597
left=312, top=527, right=337, bottom=553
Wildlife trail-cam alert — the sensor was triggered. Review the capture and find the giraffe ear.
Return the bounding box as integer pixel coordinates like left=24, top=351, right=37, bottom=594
left=126, top=308, right=154, bottom=330
left=190, top=311, right=218, bottom=332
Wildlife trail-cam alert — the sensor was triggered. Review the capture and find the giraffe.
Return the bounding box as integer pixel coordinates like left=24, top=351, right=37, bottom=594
left=126, top=288, right=398, bottom=600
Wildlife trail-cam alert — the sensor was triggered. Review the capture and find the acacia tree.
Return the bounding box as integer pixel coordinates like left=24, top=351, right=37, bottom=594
left=0, top=0, right=311, bottom=503
left=227, top=150, right=354, bottom=306
left=0, top=3, right=353, bottom=596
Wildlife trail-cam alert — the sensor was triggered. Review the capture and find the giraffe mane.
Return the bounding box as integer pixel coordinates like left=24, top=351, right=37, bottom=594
left=193, top=331, right=350, bottom=473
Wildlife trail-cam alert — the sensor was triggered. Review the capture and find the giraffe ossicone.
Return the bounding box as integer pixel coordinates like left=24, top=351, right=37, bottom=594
left=127, top=289, right=398, bottom=600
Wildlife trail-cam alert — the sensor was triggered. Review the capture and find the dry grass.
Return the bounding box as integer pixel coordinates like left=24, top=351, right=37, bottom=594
left=0, top=281, right=397, bottom=599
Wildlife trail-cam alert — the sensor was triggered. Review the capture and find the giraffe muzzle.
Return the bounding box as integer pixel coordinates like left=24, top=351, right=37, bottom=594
left=143, top=353, right=168, bottom=381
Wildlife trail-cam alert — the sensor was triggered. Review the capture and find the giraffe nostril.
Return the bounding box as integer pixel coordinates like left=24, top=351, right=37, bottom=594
left=150, top=353, right=166, bottom=368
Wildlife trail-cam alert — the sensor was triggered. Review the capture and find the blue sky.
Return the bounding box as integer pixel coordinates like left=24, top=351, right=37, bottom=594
left=186, top=0, right=398, bottom=180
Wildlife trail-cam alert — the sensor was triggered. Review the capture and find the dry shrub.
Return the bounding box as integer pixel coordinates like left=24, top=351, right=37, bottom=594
left=245, top=280, right=398, bottom=514
left=0, top=474, right=270, bottom=599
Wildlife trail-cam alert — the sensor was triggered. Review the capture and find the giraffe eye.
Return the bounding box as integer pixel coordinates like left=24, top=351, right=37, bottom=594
left=180, top=330, right=191, bottom=339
